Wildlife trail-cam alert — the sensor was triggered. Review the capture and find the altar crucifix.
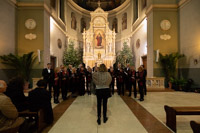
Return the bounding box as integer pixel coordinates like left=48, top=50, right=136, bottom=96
left=97, top=0, right=101, bottom=7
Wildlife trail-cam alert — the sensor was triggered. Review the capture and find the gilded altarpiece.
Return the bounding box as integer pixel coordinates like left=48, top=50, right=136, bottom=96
left=83, top=7, right=116, bottom=68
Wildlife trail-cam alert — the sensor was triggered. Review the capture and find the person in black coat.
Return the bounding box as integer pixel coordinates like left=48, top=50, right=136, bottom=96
left=109, top=67, right=115, bottom=95
left=42, top=63, right=54, bottom=97
left=130, top=66, right=137, bottom=98
left=137, top=67, right=145, bottom=101
left=53, top=67, right=60, bottom=104
left=61, top=67, right=69, bottom=100
left=141, top=65, right=147, bottom=95
left=28, top=80, right=54, bottom=124
left=79, top=66, right=86, bottom=96
left=116, top=68, right=125, bottom=95
left=70, top=68, right=79, bottom=97
left=92, top=63, right=98, bottom=72
left=67, top=64, right=73, bottom=92
left=86, top=66, right=92, bottom=95
left=5, top=76, right=29, bottom=112
left=124, top=64, right=132, bottom=96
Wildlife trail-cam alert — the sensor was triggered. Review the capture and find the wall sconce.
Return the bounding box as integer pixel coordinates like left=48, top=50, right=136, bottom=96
left=156, top=49, right=160, bottom=62
left=194, top=59, right=198, bottom=65
left=37, top=49, right=41, bottom=63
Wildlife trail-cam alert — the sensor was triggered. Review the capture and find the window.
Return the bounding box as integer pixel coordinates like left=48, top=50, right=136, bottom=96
left=50, top=0, right=56, bottom=9
left=142, top=0, right=147, bottom=9
left=59, top=0, right=65, bottom=23
left=133, top=0, right=138, bottom=23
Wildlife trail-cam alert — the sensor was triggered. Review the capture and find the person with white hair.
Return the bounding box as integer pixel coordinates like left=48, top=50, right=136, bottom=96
left=0, top=80, right=24, bottom=131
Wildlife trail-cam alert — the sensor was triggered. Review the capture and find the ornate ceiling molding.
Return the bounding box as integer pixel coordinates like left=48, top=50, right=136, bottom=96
left=17, top=2, right=44, bottom=7
left=178, top=0, right=192, bottom=8
left=146, top=4, right=178, bottom=16
left=68, top=0, right=131, bottom=18
left=16, top=2, right=51, bottom=14
left=108, top=0, right=130, bottom=17
left=146, top=0, right=192, bottom=16
left=67, top=0, right=91, bottom=17
left=10, top=0, right=16, bottom=4
left=6, top=0, right=17, bottom=7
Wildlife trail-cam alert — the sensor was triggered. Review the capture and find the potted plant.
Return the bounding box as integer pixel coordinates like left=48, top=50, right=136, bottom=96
left=169, top=77, right=187, bottom=91
left=159, top=52, right=184, bottom=88
left=0, top=52, right=36, bottom=82
left=184, top=79, right=194, bottom=92
left=170, top=77, right=179, bottom=90
left=178, top=78, right=187, bottom=91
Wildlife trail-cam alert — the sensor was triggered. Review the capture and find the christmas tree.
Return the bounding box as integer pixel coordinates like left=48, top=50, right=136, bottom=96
left=116, top=42, right=134, bottom=68
left=63, top=41, right=82, bottom=67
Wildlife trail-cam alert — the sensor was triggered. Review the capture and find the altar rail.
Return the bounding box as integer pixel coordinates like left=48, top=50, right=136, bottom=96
left=146, top=77, right=165, bottom=89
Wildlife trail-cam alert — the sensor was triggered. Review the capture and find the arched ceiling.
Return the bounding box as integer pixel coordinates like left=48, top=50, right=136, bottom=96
left=72, top=0, right=126, bottom=11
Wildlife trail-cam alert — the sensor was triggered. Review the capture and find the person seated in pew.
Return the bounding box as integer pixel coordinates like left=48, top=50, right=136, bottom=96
left=0, top=80, right=24, bottom=132
left=5, top=76, right=29, bottom=112
left=28, top=80, right=54, bottom=124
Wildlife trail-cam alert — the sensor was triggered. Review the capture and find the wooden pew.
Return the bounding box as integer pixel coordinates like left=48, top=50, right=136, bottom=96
left=18, top=109, right=47, bottom=132
left=0, top=117, right=24, bottom=133
left=190, top=121, right=200, bottom=133
left=164, top=105, right=200, bottom=132
left=0, top=126, right=20, bottom=133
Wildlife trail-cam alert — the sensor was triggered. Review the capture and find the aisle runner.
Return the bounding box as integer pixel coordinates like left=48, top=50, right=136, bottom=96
left=48, top=94, right=147, bottom=133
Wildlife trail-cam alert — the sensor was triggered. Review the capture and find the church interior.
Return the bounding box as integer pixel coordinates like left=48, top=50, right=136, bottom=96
left=0, top=0, right=200, bottom=132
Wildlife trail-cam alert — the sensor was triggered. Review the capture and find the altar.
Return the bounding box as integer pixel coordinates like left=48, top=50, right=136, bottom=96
left=82, top=3, right=116, bottom=68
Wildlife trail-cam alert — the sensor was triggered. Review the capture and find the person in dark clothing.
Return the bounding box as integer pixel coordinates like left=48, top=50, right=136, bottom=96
left=124, top=64, right=132, bottom=96
left=53, top=67, right=60, bottom=104
left=86, top=66, right=92, bottom=95
left=61, top=67, right=69, bottom=100
left=70, top=68, right=79, bottom=97
left=67, top=64, right=73, bottom=92
left=137, top=66, right=145, bottom=101
left=92, top=63, right=98, bottom=72
left=28, top=80, right=53, bottom=124
left=76, top=64, right=82, bottom=74
left=109, top=67, right=115, bottom=95
left=141, top=65, right=147, bottom=95
left=42, top=63, right=54, bottom=97
left=116, top=68, right=125, bottom=95
left=130, top=66, right=137, bottom=98
left=5, top=76, right=29, bottom=112
left=79, top=66, right=86, bottom=96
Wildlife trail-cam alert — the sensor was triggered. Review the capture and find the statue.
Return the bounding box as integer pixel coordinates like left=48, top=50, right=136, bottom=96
left=96, top=33, right=102, bottom=46
left=122, top=13, right=127, bottom=30
left=108, top=43, right=112, bottom=52
left=112, top=18, right=118, bottom=33
left=87, top=42, right=91, bottom=52
left=98, top=53, right=101, bottom=59
left=71, top=12, right=77, bottom=30
left=81, top=18, right=86, bottom=33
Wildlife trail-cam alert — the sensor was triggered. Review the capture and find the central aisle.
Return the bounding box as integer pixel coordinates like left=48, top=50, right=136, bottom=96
left=48, top=94, right=147, bottom=133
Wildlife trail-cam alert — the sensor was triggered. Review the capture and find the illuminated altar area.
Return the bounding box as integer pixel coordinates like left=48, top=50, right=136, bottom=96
left=82, top=3, right=116, bottom=68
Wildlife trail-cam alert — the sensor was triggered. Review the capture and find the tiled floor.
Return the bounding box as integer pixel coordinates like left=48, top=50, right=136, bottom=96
left=43, top=91, right=200, bottom=133
left=121, top=95, right=172, bottom=133
left=48, top=94, right=147, bottom=133
left=135, top=92, right=200, bottom=133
